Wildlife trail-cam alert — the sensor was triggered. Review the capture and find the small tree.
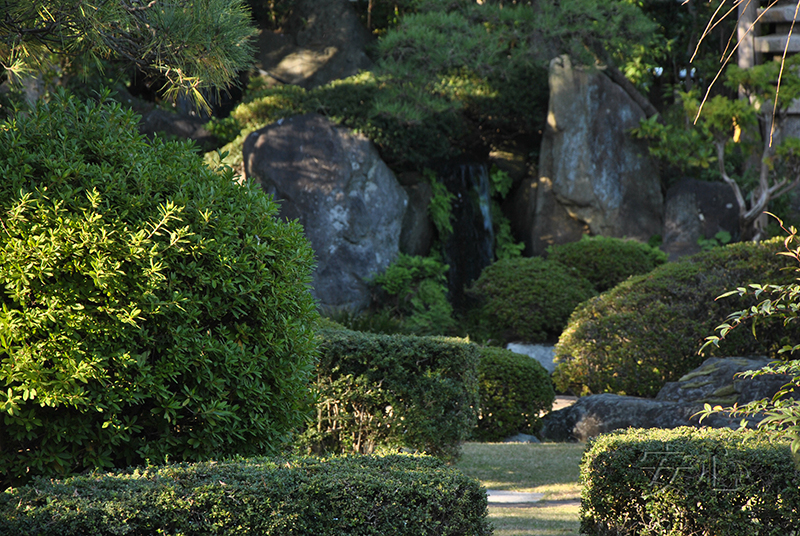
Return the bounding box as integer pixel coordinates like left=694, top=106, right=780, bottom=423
left=699, top=216, right=800, bottom=456
left=0, top=0, right=256, bottom=108
left=635, top=57, right=800, bottom=241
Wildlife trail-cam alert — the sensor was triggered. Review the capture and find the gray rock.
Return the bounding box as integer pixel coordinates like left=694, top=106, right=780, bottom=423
left=662, top=178, right=739, bottom=260
left=539, top=394, right=741, bottom=443
left=505, top=343, right=556, bottom=374
left=541, top=357, right=792, bottom=442
left=656, top=356, right=792, bottom=406
left=243, top=113, right=408, bottom=312
left=139, top=108, right=218, bottom=151
left=518, top=55, right=663, bottom=256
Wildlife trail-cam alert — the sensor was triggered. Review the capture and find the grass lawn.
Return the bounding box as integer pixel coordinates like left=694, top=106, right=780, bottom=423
left=456, top=442, right=586, bottom=536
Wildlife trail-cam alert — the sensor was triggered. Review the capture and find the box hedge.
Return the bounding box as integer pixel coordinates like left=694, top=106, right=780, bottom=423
left=468, top=257, right=596, bottom=344
left=0, top=91, right=318, bottom=488
left=554, top=239, right=799, bottom=397
left=580, top=427, right=800, bottom=536
left=299, top=328, right=480, bottom=460
left=474, top=346, right=554, bottom=441
left=0, top=454, right=491, bottom=536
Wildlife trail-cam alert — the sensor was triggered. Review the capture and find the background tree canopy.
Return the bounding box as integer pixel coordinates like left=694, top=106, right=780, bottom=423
left=0, top=0, right=256, bottom=109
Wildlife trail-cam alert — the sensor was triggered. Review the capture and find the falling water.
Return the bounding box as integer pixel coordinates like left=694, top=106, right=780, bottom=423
left=442, top=163, right=495, bottom=309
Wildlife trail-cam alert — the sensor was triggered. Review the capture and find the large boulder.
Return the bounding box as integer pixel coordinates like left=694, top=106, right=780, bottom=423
left=243, top=113, right=408, bottom=311
left=541, top=357, right=792, bottom=442
left=661, top=177, right=740, bottom=260
left=253, top=0, right=373, bottom=89
left=513, top=55, right=663, bottom=256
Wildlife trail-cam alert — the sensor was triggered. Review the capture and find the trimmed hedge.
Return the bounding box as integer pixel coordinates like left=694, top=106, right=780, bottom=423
left=468, top=257, right=597, bottom=343
left=0, top=455, right=491, bottom=536
left=0, top=91, right=318, bottom=488
left=581, top=427, right=800, bottom=536
left=299, top=328, right=480, bottom=460
left=553, top=239, right=799, bottom=397
left=546, top=235, right=667, bottom=293
left=474, top=347, right=555, bottom=441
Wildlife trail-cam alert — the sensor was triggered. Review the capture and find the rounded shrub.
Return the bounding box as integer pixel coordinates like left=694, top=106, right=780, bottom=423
left=0, top=91, right=318, bottom=487
left=474, top=347, right=554, bottom=442
left=553, top=239, right=799, bottom=398
left=468, top=257, right=596, bottom=343
left=546, top=235, right=668, bottom=292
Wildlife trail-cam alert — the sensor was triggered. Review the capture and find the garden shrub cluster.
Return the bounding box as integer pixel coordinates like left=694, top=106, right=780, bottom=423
left=546, top=235, right=667, bottom=292
left=468, top=257, right=596, bottom=344
left=0, top=455, right=491, bottom=536
left=0, top=91, right=318, bottom=488
left=473, top=347, right=554, bottom=442
left=580, top=427, right=800, bottom=536
left=553, top=239, right=799, bottom=397
left=370, top=253, right=455, bottom=336
left=298, top=327, right=480, bottom=461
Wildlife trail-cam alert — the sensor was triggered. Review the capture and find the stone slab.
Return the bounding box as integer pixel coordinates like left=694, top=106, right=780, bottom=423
left=487, top=490, right=545, bottom=504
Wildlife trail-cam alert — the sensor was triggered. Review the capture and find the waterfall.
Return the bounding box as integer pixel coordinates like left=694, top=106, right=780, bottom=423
left=441, top=163, right=495, bottom=309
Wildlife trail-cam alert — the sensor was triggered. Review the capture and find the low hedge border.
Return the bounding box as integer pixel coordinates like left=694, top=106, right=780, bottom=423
left=580, top=427, right=800, bottom=536
left=0, top=455, right=491, bottom=536
left=298, top=328, right=480, bottom=461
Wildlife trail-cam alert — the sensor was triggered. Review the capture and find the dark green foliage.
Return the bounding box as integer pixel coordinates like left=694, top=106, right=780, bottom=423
left=0, top=454, right=491, bottom=536
left=580, top=427, right=800, bottom=536
left=299, top=328, right=480, bottom=460
left=546, top=235, right=667, bottom=293
left=371, top=253, right=455, bottom=335
left=468, top=257, right=597, bottom=344
left=553, top=239, right=798, bottom=397
left=0, top=91, right=318, bottom=488
left=473, top=347, right=554, bottom=442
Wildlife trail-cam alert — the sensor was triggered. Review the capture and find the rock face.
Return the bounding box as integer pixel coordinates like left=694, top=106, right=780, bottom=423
left=541, top=357, right=792, bottom=442
left=661, top=178, right=740, bottom=260
left=515, top=56, right=663, bottom=256
left=243, top=113, right=408, bottom=312
left=253, top=0, right=373, bottom=89
left=399, top=181, right=434, bottom=257
left=656, top=357, right=791, bottom=406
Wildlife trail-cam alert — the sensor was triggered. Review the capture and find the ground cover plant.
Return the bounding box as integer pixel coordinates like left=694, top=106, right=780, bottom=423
left=554, top=238, right=800, bottom=397
left=0, top=91, right=318, bottom=488
left=0, top=454, right=491, bottom=536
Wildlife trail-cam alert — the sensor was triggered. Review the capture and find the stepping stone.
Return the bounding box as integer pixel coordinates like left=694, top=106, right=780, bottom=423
left=486, top=490, right=545, bottom=504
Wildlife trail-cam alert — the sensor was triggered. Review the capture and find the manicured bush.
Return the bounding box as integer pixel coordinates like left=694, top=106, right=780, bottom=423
left=553, top=239, right=799, bottom=397
left=546, top=235, right=667, bottom=292
left=0, top=454, right=491, bottom=536
left=468, top=257, right=596, bottom=343
left=0, top=91, right=318, bottom=488
left=473, top=347, right=554, bottom=441
left=299, top=328, right=479, bottom=461
left=580, top=427, right=800, bottom=536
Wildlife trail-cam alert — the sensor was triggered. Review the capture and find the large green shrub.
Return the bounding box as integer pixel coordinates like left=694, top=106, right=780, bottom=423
left=546, top=235, right=667, bottom=292
left=553, top=239, right=798, bottom=398
left=473, top=347, right=554, bottom=442
left=581, top=427, right=800, bottom=536
left=0, top=454, right=491, bottom=536
left=0, top=91, right=318, bottom=488
left=299, top=328, right=479, bottom=460
left=468, top=257, right=596, bottom=344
